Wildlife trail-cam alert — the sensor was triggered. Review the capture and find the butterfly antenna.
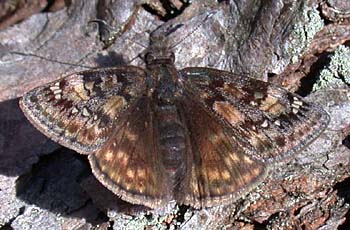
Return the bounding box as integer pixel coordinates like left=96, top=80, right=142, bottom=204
left=4, top=51, right=95, bottom=69
left=131, top=39, right=147, bottom=49
left=127, top=53, right=143, bottom=64
left=169, top=10, right=217, bottom=49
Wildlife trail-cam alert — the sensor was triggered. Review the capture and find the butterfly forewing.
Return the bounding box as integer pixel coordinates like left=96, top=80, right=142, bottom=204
left=180, top=67, right=330, bottom=163
left=89, top=96, right=171, bottom=208
left=20, top=66, right=147, bottom=154
left=176, top=93, right=267, bottom=208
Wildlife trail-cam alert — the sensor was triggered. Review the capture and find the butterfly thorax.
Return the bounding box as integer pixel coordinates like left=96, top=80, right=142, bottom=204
left=147, top=61, right=180, bottom=104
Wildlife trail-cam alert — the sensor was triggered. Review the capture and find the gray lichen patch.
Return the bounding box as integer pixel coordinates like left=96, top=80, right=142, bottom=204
left=287, top=6, right=324, bottom=64
left=313, top=45, right=350, bottom=90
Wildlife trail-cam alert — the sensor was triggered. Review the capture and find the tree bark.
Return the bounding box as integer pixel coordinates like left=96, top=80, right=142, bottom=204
left=0, top=0, right=349, bottom=229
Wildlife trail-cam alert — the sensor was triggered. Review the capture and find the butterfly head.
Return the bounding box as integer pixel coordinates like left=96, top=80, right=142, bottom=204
left=145, top=34, right=175, bottom=66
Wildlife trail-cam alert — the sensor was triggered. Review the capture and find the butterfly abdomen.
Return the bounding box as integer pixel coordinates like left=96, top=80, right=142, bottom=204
left=156, top=105, right=186, bottom=181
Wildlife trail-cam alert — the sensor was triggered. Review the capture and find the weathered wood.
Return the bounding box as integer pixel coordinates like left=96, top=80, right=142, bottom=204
left=0, top=0, right=349, bottom=229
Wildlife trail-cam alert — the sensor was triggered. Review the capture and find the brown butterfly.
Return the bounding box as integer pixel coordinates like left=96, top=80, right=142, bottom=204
left=19, top=27, right=329, bottom=209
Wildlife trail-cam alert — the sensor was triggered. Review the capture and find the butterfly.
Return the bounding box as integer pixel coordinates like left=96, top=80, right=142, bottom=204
left=19, top=27, right=329, bottom=209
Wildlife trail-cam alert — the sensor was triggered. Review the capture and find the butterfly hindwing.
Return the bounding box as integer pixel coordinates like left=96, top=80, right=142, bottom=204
left=180, top=67, right=329, bottom=163
left=89, top=95, right=170, bottom=208
left=20, top=66, right=147, bottom=154
left=176, top=93, right=267, bottom=208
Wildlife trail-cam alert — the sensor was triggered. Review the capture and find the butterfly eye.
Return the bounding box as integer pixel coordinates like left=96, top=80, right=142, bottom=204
left=169, top=52, right=175, bottom=63
left=145, top=52, right=155, bottom=64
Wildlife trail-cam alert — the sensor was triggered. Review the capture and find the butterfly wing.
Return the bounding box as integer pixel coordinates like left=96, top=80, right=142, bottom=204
left=89, top=96, right=170, bottom=208
left=175, top=93, right=267, bottom=208
left=21, top=66, right=170, bottom=207
left=180, top=67, right=329, bottom=163
left=20, top=66, right=147, bottom=154
left=176, top=67, right=329, bottom=208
